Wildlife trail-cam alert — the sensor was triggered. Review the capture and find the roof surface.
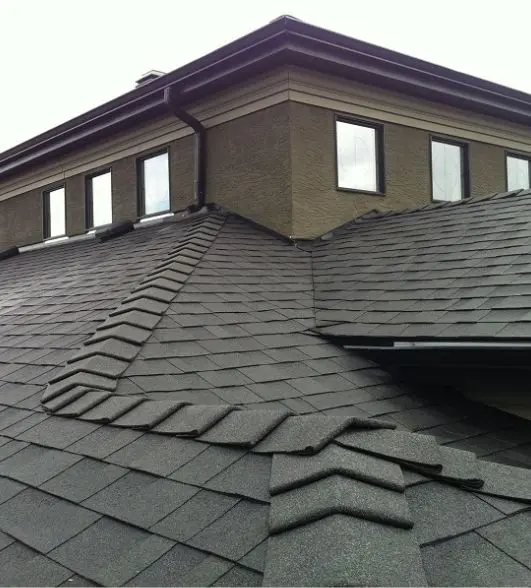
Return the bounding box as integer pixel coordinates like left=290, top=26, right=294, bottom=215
left=0, top=208, right=530, bottom=586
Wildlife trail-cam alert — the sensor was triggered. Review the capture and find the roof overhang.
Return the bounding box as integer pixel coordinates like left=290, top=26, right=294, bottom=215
left=2, top=16, right=531, bottom=179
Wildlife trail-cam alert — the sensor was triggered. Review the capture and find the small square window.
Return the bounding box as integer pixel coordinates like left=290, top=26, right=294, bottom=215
left=86, top=170, right=112, bottom=229
left=506, top=154, right=530, bottom=191
left=431, top=139, right=468, bottom=202
left=138, top=151, right=170, bottom=217
left=43, top=186, right=66, bottom=239
left=336, top=119, right=384, bottom=193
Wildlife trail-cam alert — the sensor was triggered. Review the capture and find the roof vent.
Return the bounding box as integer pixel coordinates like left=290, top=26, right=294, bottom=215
left=96, top=220, right=135, bottom=242
left=0, top=246, right=19, bottom=261
left=135, top=70, right=166, bottom=87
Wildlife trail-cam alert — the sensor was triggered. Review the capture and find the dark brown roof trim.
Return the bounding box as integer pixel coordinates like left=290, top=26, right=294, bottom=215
left=2, top=16, right=531, bottom=179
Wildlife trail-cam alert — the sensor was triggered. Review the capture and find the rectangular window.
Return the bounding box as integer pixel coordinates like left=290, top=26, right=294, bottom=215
left=86, top=170, right=112, bottom=229
left=43, top=186, right=66, bottom=239
left=506, top=154, right=530, bottom=191
left=431, top=139, right=468, bottom=202
left=138, top=151, right=170, bottom=217
left=336, top=119, right=383, bottom=193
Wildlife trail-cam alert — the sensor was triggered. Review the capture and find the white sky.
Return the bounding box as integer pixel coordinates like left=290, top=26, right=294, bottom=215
left=1, top=0, right=530, bottom=153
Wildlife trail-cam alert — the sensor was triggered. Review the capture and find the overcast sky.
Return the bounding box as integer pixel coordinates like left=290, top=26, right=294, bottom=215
left=1, top=0, right=529, bottom=153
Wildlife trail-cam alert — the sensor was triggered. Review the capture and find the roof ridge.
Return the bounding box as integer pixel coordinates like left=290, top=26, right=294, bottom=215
left=41, top=212, right=227, bottom=410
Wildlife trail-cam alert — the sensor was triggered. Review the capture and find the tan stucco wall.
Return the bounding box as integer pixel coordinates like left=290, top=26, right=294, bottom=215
left=207, top=102, right=292, bottom=236
left=0, top=135, right=195, bottom=249
left=290, top=102, right=514, bottom=238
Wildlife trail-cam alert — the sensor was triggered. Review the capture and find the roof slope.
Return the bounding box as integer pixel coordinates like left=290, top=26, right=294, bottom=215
left=0, top=210, right=530, bottom=586
left=314, top=188, right=531, bottom=341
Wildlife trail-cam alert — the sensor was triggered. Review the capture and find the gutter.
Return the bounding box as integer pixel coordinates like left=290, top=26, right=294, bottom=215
left=163, top=87, right=206, bottom=210
left=344, top=340, right=531, bottom=351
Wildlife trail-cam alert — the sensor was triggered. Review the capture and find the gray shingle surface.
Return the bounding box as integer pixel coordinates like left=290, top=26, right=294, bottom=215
left=477, top=511, right=531, bottom=568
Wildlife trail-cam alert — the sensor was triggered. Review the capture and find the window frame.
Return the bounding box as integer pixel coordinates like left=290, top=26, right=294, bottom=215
left=43, top=184, right=66, bottom=240
left=505, top=152, right=531, bottom=191
left=429, top=136, right=469, bottom=203
left=85, top=168, right=113, bottom=230
left=137, top=148, right=172, bottom=218
left=334, top=115, right=386, bottom=195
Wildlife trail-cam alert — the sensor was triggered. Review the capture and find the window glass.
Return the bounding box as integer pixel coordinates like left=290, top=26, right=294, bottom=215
left=47, top=187, right=66, bottom=238
left=142, top=152, right=170, bottom=215
left=431, top=140, right=464, bottom=201
left=507, top=156, right=530, bottom=191
left=337, top=121, right=379, bottom=192
left=89, top=171, right=112, bottom=227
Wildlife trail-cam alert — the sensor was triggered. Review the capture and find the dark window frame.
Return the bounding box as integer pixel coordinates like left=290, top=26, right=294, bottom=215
left=429, top=135, right=469, bottom=202
left=505, top=152, right=531, bottom=191
left=137, top=148, right=172, bottom=218
left=334, top=115, right=386, bottom=196
left=85, top=168, right=113, bottom=230
left=43, top=184, right=66, bottom=240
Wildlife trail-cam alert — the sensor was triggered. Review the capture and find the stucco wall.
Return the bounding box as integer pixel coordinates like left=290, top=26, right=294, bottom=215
left=290, top=102, right=513, bottom=238
left=0, top=135, right=195, bottom=249
left=207, top=102, right=292, bottom=237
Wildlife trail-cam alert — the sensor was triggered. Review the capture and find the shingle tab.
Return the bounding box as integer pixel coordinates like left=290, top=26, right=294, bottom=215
left=153, top=404, right=234, bottom=436
left=206, top=453, right=272, bottom=501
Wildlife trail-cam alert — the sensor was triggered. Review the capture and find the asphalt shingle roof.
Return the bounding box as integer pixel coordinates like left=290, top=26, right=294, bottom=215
left=0, top=205, right=530, bottom=586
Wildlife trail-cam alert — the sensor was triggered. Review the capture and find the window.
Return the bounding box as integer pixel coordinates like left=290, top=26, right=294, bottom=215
left=138, top=151, right=170, bottom=216
left=336, top=119, right=383, bottom=192
left=431, top=139, right=468, bottom=202
left=506, top=154, right=530, bottom=191
left=43, top=186, right=66, bottom=239
left=86, top=170, right=112, bottom=229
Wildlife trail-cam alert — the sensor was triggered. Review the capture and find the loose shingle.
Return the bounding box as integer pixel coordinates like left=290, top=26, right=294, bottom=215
left=153, top=404, right=233, bottom=436
left=478, top=459, right=531, bottom=502
left=55, top=390, right=113, bottom=417
left=270, top=443, right=404, bottom=494
left=269, top=475, right=412, bottom=534
left=112, top=400, right=185, bottom=429
left=264, top=514, right=426, bottom=586
left=80, top=396, right=144, bottom=423
left=0, top=488, right=100, bottom=552
left=422, top=531, right=531, bottom=587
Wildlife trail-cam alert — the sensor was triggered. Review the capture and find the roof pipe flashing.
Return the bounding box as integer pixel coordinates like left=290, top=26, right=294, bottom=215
left=164, top=87, right=206, bottom=211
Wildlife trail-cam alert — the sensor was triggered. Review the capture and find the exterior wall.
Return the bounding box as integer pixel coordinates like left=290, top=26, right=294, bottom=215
left=290, top=102, right=519, bottom=238
left=207, top=102, right=292, bottom=236
left=0, top=135, right=195, bottom=248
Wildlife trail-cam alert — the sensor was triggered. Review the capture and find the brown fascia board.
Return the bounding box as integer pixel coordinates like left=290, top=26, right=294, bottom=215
left=2, top=16, right=531, bottom=179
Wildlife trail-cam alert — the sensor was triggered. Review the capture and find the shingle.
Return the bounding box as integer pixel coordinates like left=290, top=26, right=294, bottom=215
left=421, top=531, right=531, bottom=587
left=153, top=404, right=233, bottom=436
left=337, top=428, right=441, bottom=467
left=254, top=415, right=382, bottom=454
left=189, top=500, right=269, bottom=561
left=0, top=476, right=26, bottom=505
left=240, top=362, right=318, bottom=383
left=478, top=459, right=531, bottom=502
left=107, top=433, right=207, bottom=476
left=0, top=444, right=82, bottom=486
left=0, top=407, right=33, bottom=431
left=0, top=542, right=72, bottom=587
left=112, top=399, right=184, bottom=429
left=270, top=443, right=404, bottom=494
left=247, top=381, right=300, bottom=401
left=199, top=409, right=290, bottom=446
left=152, top=489, right=240, bottom=541
left=406, top=481, right=504, bottom=545
left=58, top=574, right=98, bottom=587
left=0, top=411, right=49, bottom=437
left=270, top=474, right=412, bottom=534
left=41, top=457, right=127, bottom=502
left=50, top=517, right=174, bottom=586
left=206, top=453, right=272, bottom=501
left=0, top=440, right=28, bottom=461
left=43, top=386, right=97, bottom=413
left=80, top=396, right=144, bottom=423
left=66, top=425, right=143, bottom=459
left=264, top=514, right=426, bottom=586
left=213, top=565, right=262, bottom=587
left=477, top=511, right=531, bottom=567
left=390, top=405, right=461, bottom=430
left=0, top=488, right=100, bottom=552
left=55, top=390, right=113, bottom=416
left=16, top=416, right=100, bottom=449
left=0, top=529, right=14, bottom=551
left=170, top=444, right=246, bottom=485
left=83, top=471, right=198, bottom=528
left=475, top=492, right=530, bottom=515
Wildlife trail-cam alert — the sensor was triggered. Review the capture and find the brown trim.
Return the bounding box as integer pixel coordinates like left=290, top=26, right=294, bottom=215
left=85, top=167, right=112, bottom=230
left=136, top=148, right=171, bottom=218
left=334, top=114, right=385, bottom=195
left=2, top=17, right=531, bottom=179
left=429, top=135, right=470, bottom=202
